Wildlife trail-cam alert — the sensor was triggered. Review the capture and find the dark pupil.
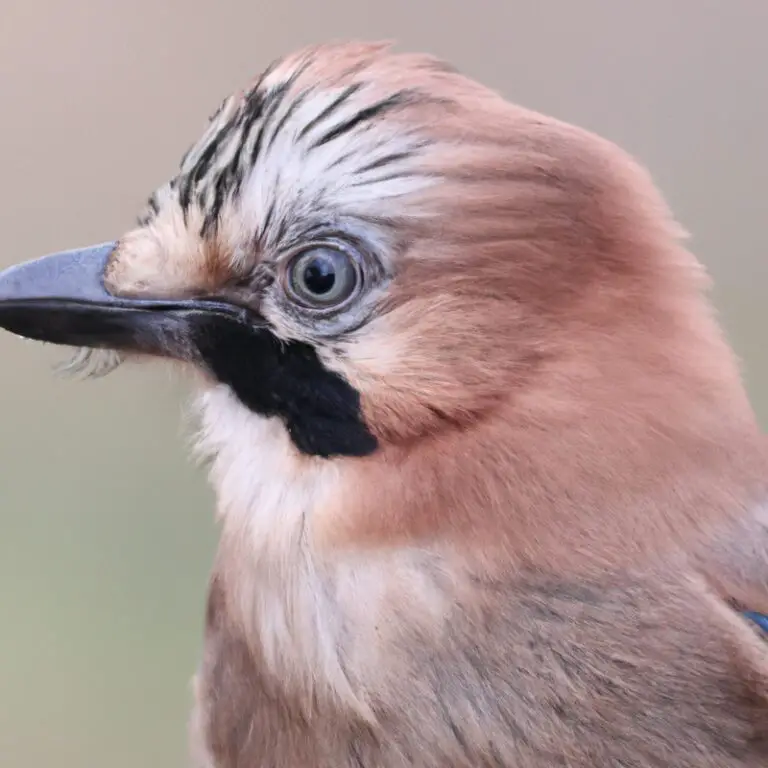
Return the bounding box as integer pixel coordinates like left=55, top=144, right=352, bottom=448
left=303, top=256, right=336, bottom=295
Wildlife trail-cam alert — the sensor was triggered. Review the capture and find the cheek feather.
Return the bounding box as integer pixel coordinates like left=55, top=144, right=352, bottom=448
left=186, top=315, right=378, bottom=458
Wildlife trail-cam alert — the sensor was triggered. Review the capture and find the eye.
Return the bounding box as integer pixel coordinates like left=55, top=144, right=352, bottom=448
left=285, top=244, right=361, bottom=309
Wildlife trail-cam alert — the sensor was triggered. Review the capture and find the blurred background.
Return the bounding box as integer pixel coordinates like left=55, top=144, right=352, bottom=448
left=0, top=1, right=766, bottom=766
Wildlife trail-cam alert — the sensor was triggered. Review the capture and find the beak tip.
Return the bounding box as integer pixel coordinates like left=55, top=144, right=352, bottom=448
left=0, top=241, right=118, bottom=306
left=0, top=241, right=119, bottom=345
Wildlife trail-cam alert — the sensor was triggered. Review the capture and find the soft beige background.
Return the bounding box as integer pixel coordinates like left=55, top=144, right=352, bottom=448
left=0, top=1, right=765, bottom=766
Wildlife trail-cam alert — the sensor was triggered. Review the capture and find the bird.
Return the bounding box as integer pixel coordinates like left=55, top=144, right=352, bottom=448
left=1, top=39, right=768, bottom=767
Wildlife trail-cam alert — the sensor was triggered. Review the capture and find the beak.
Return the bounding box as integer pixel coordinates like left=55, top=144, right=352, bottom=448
left=0, top=242, right=258, bottom=360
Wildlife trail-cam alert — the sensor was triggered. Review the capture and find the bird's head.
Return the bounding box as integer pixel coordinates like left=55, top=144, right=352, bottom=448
left=0, top=42, right=762, bottom=569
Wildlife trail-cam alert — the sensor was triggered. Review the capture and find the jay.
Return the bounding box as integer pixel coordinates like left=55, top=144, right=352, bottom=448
left=1, top=41, right=768, bottom=767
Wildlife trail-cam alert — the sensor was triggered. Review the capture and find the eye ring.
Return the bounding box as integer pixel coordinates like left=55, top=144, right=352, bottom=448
left=283, top=242, right=363, bottom=311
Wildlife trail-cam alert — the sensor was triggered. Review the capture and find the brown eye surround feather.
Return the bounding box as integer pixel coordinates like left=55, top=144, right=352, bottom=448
left=284, top=242, right=362, bottom=310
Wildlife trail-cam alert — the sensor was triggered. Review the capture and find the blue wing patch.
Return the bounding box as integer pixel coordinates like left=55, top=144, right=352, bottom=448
left=743, top=611, right=768, bottom=633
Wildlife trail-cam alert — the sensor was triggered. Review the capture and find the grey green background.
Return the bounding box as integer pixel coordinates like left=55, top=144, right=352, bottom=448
left=0, top=2, right=765, bottom=766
